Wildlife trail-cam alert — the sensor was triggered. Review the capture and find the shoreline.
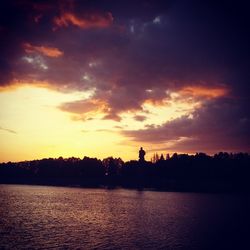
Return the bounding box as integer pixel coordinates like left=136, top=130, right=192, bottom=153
left=1, top=181, right=249, bottom=194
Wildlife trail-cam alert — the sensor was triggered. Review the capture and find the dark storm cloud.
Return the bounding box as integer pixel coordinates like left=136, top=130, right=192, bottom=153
left=0, top=0, right=249, bottom=151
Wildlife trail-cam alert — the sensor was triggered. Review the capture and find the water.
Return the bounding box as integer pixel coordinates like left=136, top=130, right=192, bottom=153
left=0, top=185, right=249, bottom=249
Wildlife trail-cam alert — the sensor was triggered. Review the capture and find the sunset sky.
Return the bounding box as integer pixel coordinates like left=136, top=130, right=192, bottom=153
left=0, top=0, right=249, bottom=162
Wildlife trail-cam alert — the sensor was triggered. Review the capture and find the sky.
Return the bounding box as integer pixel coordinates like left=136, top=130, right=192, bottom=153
left=0, top=0, right=249, bottom=162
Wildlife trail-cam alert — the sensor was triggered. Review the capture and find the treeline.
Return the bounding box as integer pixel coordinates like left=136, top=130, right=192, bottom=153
left=0, top=152, right=250, bottom=192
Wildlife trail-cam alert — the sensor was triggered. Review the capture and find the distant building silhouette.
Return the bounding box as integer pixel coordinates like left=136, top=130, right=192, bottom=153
left=139, top=147, right=146, bottom=162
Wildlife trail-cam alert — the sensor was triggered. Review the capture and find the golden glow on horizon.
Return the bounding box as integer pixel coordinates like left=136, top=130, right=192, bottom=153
left=0, top=85, right=127, bottom=162
left=0, top=84, right=211, bottom=163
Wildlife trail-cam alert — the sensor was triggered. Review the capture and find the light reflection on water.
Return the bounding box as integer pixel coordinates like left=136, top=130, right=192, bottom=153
left=0, top=185, right=249, bottom=249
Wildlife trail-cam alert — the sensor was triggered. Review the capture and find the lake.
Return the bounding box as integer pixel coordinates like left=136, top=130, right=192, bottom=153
left=0, top=185, right=249, bottom=249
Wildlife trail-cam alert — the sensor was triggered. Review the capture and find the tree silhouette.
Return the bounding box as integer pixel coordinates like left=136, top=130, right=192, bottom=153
left=0, top=151, right=250, bottom=192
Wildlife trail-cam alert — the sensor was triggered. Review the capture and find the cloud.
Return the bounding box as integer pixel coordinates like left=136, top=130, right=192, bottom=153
left=134, top=115, right=147, bottom=122
left=23, top=43, right=64, bottom=58
left=59, top=99, right=108, bottom=120
left=0, top=59, right=12, bottom=85
left=179, top=86, right=229, bottom=99
left=123, top=98, right=250, bottom=153
left=53, top=12, right=113, bottom=29
left=0, top=126, right=17, bottom=134
left=0, top=0, right=249, bottom=152
left=59, top=99, right=106, bottom=114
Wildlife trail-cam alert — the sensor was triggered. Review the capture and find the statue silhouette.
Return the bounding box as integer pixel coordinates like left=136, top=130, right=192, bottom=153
left=139, top=147, right=146, bottom=162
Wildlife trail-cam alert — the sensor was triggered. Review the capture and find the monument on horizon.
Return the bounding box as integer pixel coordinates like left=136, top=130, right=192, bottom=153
left=139, top=147, right=146, bottom=162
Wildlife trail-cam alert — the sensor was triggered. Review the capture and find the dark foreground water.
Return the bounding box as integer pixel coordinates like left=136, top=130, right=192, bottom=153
left=0, top=185, right=249, bottom=250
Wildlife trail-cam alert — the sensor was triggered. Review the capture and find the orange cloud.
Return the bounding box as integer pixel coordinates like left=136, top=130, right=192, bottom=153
left=59, top=99, right=109, bottom=121
left=59, top=99, right=106, bottom=114
left=23, top=43, right=63, bottom=58
left=180, top=86, right=229, bottom=99
left=54, top=12, right=113, bottom=29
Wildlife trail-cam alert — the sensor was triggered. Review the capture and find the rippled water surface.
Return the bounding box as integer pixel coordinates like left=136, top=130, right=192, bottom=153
left=0, top=185, right=249, bottom=249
